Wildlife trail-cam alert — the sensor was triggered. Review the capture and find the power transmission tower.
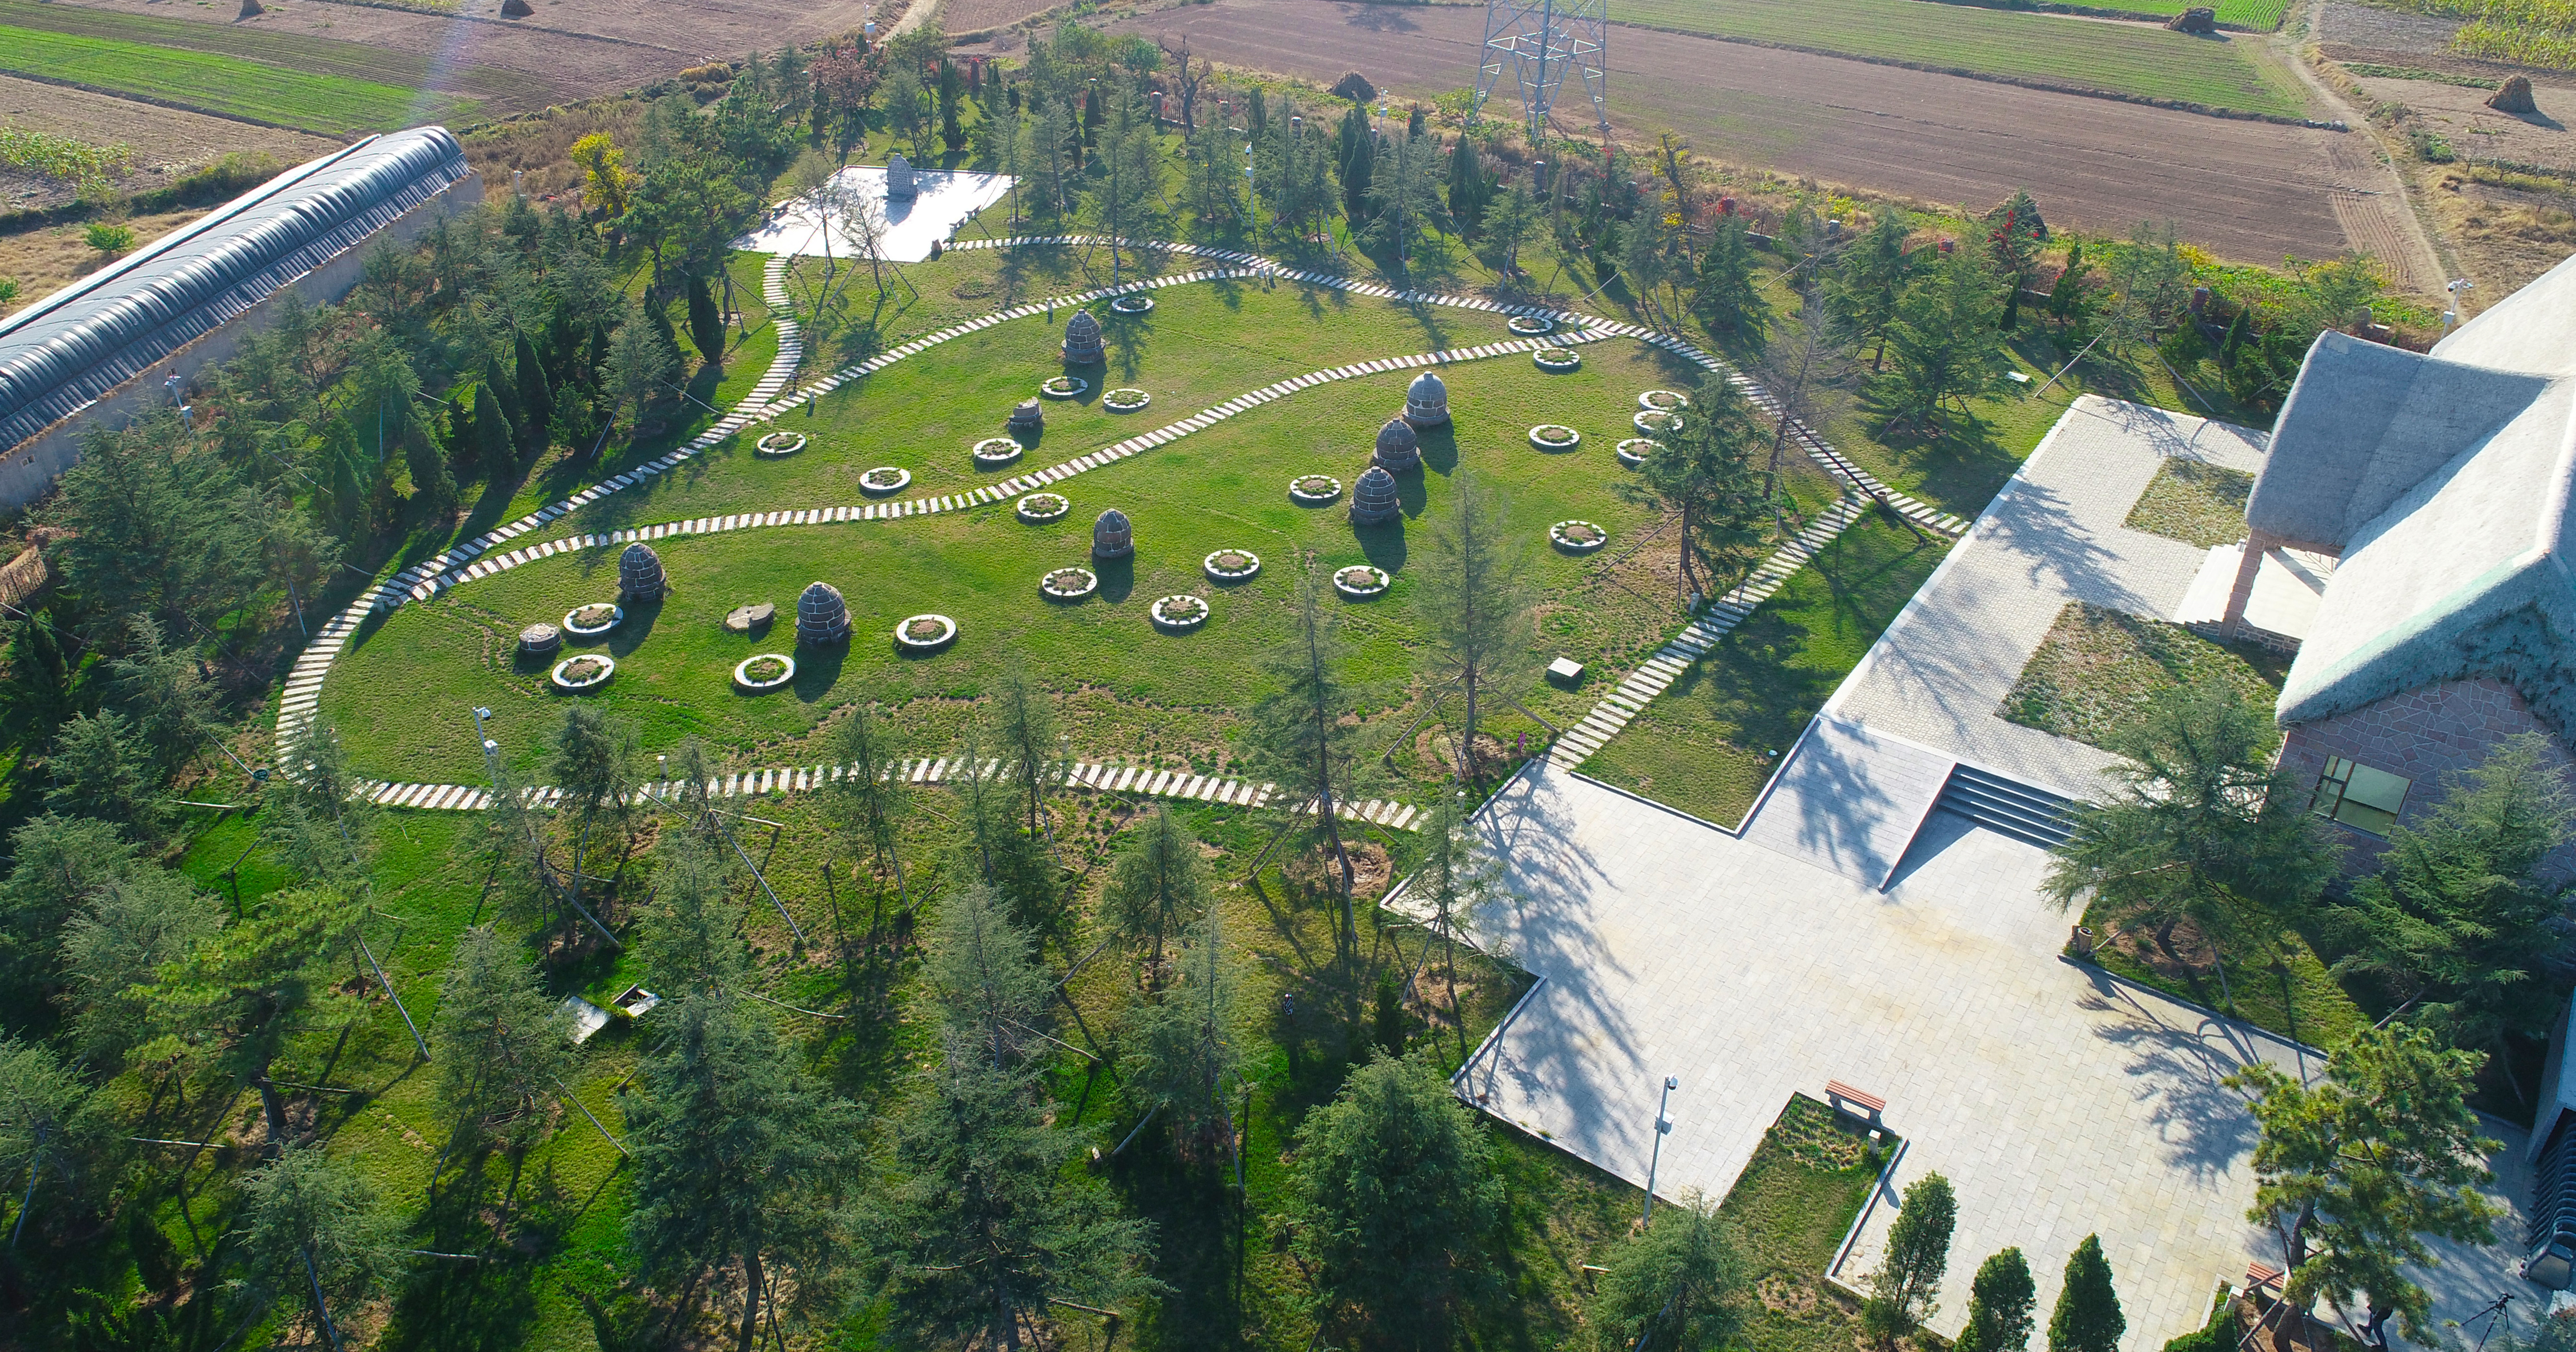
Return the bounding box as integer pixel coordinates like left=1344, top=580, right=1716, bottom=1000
left=1472, top=0, right=1610, bottom=145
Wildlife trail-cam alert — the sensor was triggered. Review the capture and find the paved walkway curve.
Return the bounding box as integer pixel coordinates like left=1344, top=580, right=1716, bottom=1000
left=275, top=236, right=1953, bottom=813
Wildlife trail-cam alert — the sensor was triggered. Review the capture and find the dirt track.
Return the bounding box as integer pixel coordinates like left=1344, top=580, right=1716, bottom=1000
left=1114, top=0, right=2362, bottom=265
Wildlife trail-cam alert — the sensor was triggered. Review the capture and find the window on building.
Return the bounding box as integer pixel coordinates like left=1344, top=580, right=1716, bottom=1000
left=2311, top=757, right=2411, bottom=836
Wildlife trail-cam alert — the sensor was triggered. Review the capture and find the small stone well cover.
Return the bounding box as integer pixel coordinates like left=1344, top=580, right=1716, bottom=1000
left=619, top=542, right=667, bottom=599
left=796, top=581, right=853, bottom=645
left=1092, top=507, right=1134, bottom=560
left=1373, top=416, right=1420, bottom=472
left=1404, top=369, right=1450, bottom=427
left=1350, top=465, right=1401, bottom=525
left=1062, top=310, right=1105, bottom=364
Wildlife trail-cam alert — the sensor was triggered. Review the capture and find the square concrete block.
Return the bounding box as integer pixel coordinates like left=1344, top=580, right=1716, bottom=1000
left=1547, top=656, right=1585, bottom=685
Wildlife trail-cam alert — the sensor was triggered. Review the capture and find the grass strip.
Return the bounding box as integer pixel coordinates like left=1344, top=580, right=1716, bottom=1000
left=0, top=24, right=467, bottom=133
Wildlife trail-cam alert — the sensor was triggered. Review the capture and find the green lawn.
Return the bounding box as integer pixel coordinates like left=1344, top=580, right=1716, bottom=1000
left=0, top=0, right=539, bottom=110
left=1916, top=0, right=2294, bottom=28
left=2001, top=601, right=2290, bottom=751
left=1576, top=509, right=1952, bottom=826
left=2124, top=458, right=2257, bottom=548
left=0, top=24, right=472, bottom=134
left=1717, top=1095, right=1888, bottom=1352
left=320, top=325, right=1753, bottom=788
left=1609, top=0, right=2308, bottom=117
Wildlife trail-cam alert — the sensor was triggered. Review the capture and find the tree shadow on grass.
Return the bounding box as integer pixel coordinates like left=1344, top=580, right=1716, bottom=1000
left=1857, top=386, right=2020, bottom=513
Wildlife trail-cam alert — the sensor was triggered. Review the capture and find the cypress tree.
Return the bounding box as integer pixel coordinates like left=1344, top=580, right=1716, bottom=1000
left=1956, top=1248, right=2038, bottom=1352
left=512, top=328, right=553, bottom=461
left=1446, top=136, right=1487, bottom=235
left=472, top=381, right=515, bottom=471
left=2047, top=1235, right=2124, bottom=1352
left=2219, top=307, right=2250, bottom=371
left=686, top=274, right=725, bottom=369
left=1338, top=103, right=1374, bottom=219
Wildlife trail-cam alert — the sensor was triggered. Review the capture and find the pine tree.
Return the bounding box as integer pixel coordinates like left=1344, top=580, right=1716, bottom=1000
left=1243, top=564, right=1371, bottom=963
left=0, top=1038, right=112, bottom=1243
left=1879, top=244, right=2013, bottom=434
left=1693, top=215, right=1768, bottom=340
left=2047, top=1236, right=2125, bottom=1352
left=609, top=293, right=678, bottom=433
left=1956, top=1248, right=2039, bottom=1352
left=1407, top=794, right=1505, bottom=1061
left=1825, top=212, right=1919, bottom=369
left=546, top=705, right=639, bottom=948
left=1589, top=1193, right=1743, bottom=1352
left=46, top=712, right=162, bottom=838
left=1445, top=135, right=1488, bottom=235
left=993, top=664, right=1065, bottom=840
left=431, top=924, right=572, bottom=1166
left=472, top=381, right=515, bottom=473
left=826, top=704, right=911, bottom=907
left=640, top=831, right=749, bottom=1000
left=1101, top=804, right=1210, bottom=979
left=512, top=326, right=553, bottom=463
left=1479, top=179, right=1540, bottom=280
left=236, top=1147, right=401, bottom=1351
left=0, top=815, right=143, bottom=1010
left=143, top=888, right=364, bottom=1156
left=1118, top=903, right=1248, bottom=1152
left=1337, top=103, right=1374, bottom=220
left=1866, top=1173, right=1958, bottom=1348
left=1410, top=468, right=1532, bottom=781
left=59, top=868, right=220, bottom=1068
left=686, top=273, right=724, bottom=368
left=1612, top=369, right=1770, bottom=605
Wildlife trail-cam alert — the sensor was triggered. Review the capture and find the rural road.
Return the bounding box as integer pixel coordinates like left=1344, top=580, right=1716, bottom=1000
left=1115, top=0, right=2368, bottom=266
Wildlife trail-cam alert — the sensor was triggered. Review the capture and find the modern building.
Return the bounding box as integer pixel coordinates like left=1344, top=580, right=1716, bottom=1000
left=0, top=126, right=479, bottom=507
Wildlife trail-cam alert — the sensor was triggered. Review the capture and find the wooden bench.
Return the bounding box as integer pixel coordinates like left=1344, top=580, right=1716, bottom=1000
left=1825, top=1080, right=1887, bottom=1123
left=2244, top=1262, right=2283, bottom=1296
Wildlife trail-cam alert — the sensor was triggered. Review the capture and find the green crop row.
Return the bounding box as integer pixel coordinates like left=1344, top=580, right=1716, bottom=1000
left=0, top=25, right=472, bottom=134
left=1609, top=0, right=2308, bottom=117
left=1916, top=0, right=2294, bottom=31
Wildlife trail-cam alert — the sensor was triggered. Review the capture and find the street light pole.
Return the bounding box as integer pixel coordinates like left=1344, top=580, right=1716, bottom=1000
left=1643, top=1075, right=1677, bottom=1224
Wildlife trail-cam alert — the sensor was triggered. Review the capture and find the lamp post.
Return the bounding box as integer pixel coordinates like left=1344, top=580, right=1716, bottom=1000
left=1643, top=1074, right=1677, bottom=1224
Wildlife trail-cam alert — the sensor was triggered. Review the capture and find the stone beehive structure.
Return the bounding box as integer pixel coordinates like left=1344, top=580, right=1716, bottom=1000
left=886, top=152, right=919, bottom=200
left=796, top=581, right=852, bottom=645
left=1007, top=398, right=1044, bottom=437
left=1403, top=369, right=1450, bottom=428
left=1061, top=310, right=1105, bottom=364
left=1373, top=416, right=1421, bottom=472
left=618, top=542, right=667, bottom=600
left=1350, top=465, right=1401, bottom=524
left=1092, top=508, right=1134, bottom=560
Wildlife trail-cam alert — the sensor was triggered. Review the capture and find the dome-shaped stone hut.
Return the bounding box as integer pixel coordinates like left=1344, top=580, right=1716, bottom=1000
left=1061, top=310, right=1105, bottom=364
left=796, top=581, right=853, bottom=645
left=1350, top=466, right=1401, bottom=525
left=1373, top=416, right=1420, bottom=472
left=618, top=542, right=667, bottom=600
left=1092, top=507, right=1134, bottom=560
left=1403, top=369, right=1450, bottom=428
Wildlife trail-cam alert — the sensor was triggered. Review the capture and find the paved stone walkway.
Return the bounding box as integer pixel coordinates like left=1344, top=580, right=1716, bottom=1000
left=1828, top=396, right=2270, bottom=797
left=1453, top=765, right=2308, bottom=1352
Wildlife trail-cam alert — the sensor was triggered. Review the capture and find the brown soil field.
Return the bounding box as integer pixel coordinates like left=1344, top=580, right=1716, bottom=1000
left=1113, top=0, right=2356, bottom=264
left=0, top=73, right=338, bottom=212
left=2358, top=71, right=2576, bottom=170
left=2420, top=165, right=2576, bottom=304
left=0, top=208, right=208, bottom=318
left=946, top=0, right=1068, bottom=37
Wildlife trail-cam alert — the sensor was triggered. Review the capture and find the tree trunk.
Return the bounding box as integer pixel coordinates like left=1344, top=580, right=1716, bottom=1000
left=736, top=1248, right=765, bottom=1352
left=257, top=1072, right=290, bottom=1159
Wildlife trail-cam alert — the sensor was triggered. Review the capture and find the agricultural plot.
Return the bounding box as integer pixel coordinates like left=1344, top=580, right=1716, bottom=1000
left=0, top=24, right=469, bottom=134
left=1914, top=0, right=2294, bottom=27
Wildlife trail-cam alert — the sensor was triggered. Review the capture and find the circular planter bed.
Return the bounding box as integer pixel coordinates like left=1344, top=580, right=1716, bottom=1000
left=1103, top=387, right=1151, bottom=413
left=551, top=654, right=615, bottom=692
left=1204, top=549, right=1261, bottom=582
left=895, top=614, right=957, bottom=652
left=1039, top=375, right=1089, bottom=400
left=733, top=653, right=796, bottom=691
left=1332, top=565, right=1391, bottom=599
left=1040, top=567, right=1099, bottom=601
left=972, top=437, right=1025, bottom=467
left=1110, top=293, right=1154, bottom=314
left=563, top=602, right=623, bottom=638
left=1533, top=346, right=1582, bottom=372
left=1550, top=520, right=1609, bottom=554
left=1017, top=492, right=1071, bottom=523
left=1289, top=474, right=1343, bottom=506
left=861, top=466, right=912, bottom=495
left=1638, top=389, right=1690, bottom=414
left=1528, top=424, right=1582, bottom=451
left=1150, top=594, right=1209, bottom=630
left=1508, top=314, right=1556, bottom=336
left=755, top=430, right=808, bottom=458
left=1634, top=409, right=1682, bottom=436
left=1616, top=438, right=1659, bottom=468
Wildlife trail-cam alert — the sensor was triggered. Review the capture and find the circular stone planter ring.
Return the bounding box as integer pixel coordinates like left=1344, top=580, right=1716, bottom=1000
left=1508, top=314, right=1556, bottom=336
left=756, top=430, right=808, bottom=458
left=1533, top=346, right=1582, bottom=371
left=973, top=437, right=1025, bottom=467
left=1550, top=520, right=1609, bottom=554
left=1150, top=594, right=1209, bottom=630
left=1204, top=549, right=1262, bottom=582
left=1017, top=492, right=1071, bottom=523
left=896, top=614, right=958, bottom=652
left=1616, top=438, right=1660, bottom=468
left=1289, top=474, right=1344, bottom=506
left=1638, top=389, right=1690, bottom=413
left=1635, top=410, right=1682, bottom=436
left=734, top=653, right=797, bottom=691
left=563, top=603, right=624, bottom=638
left=1110, top=293, right=1155, bottom=314
left=1039, top=376, right=1089, bottom=400
left=1332, top=565, right=1391, bottom=599
left=551, top=655, right=616, bottom=692
left=1103, top=388, right=1151, bottom=414
left=1528, top=424, right=1583, bottom=452
left=1040, top=567, right=1099, bottom=602
left=861, top=467, right=912, bottom=496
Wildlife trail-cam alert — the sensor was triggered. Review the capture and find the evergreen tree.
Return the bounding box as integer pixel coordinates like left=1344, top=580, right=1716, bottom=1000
left=59, top=869, right=220, bottom=1067
left=1407, top=793, right=1505, bottom=1061
left=236, top=1147, right=402, bottom=1351
left=1118, top=903, right=1249, bottom=1152
left=546, top=705, right=639, bottom=947
left=1589, top=1193, right=1743, bottom=1352
left=1825, top=212, right=1919, bottom=369
left=1865, top=1172, right=1957, bottom=1349
left=924, top=882, right=1051, bottom=1072
left=50, top=412, right=260, bottom=641
left=0, top=1037, right=113, bottom=1243
left=1987, top=189, right=2046, bottom=330
left=609, top=292, right=678, bottom=433
left=45, top=713, right=162, bottom=839
left=686, top=273, right=725, bottom=368
left=1612, top=370, right=1770, bottom=605
left=142, top=887, right=364, bottom=1156
left=1337, top=103, right=1374, bottom=220
left=2047, top=1236, right=2125, bottom=1352
left=1185, top=110, right=1241, bottom=228
left=1101, top=804, right=1210, bottom=979
left=1085, top=87, right=1163, bottom=283
left=1693, top=215, right=1768, bottom=340
left=1479, top=179, right=1541, bottom=280
left=2049, top=239, right=2096, bottom=333
left=2227, top=1027, right=2500, bottom=1348
left=1243, top=565, right=1371, bottom=961
left=431, top=924, right=572, bottom=1165
left=1290, top=1051, right=1501, bottom=1345
left=640, top=831, right=749, bottom=1000
left=513, top=326, right=554, bottom=463
left=1879, top=244, right=2013, bottom=434
left=1411, top=468, right=1532, bottom=780
left=471, top=380, right=515, bottom=473
left=1956, top=1248, right=2039, bottom=1352
left=0, top=815, right=143, bottom=1013
left=1445, top=135, right=1488, bottom=234
left=1363, top=130, right=1448, bottom=271
left=106, top=616, right=218, bottom=780
left=826, top=704, right=911, bottom=906
left=993, top=664, right=1065, bottom=840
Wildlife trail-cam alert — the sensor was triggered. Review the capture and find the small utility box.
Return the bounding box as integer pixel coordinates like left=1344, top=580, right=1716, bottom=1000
left=1546, top=657, right=1586, bottom=686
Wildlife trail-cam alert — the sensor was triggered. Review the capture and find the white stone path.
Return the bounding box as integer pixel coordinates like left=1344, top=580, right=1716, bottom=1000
left=279, top=237, right=1958, bottom=815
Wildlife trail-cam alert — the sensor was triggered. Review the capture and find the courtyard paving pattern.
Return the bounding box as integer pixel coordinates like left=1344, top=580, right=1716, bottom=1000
left=1462, top=765, right=2308, bottom=1352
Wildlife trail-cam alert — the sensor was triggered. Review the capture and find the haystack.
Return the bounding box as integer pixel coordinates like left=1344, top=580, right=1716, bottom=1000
left=238, top=0, right=263, bottom=16
left=2489, top=75, right=2540, bottom=114
left=2166, top=6, right=2216, bottom=32
left=1330, top=72, right=1377, bottom=104
left=500, top=0, right=533, bottom=18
